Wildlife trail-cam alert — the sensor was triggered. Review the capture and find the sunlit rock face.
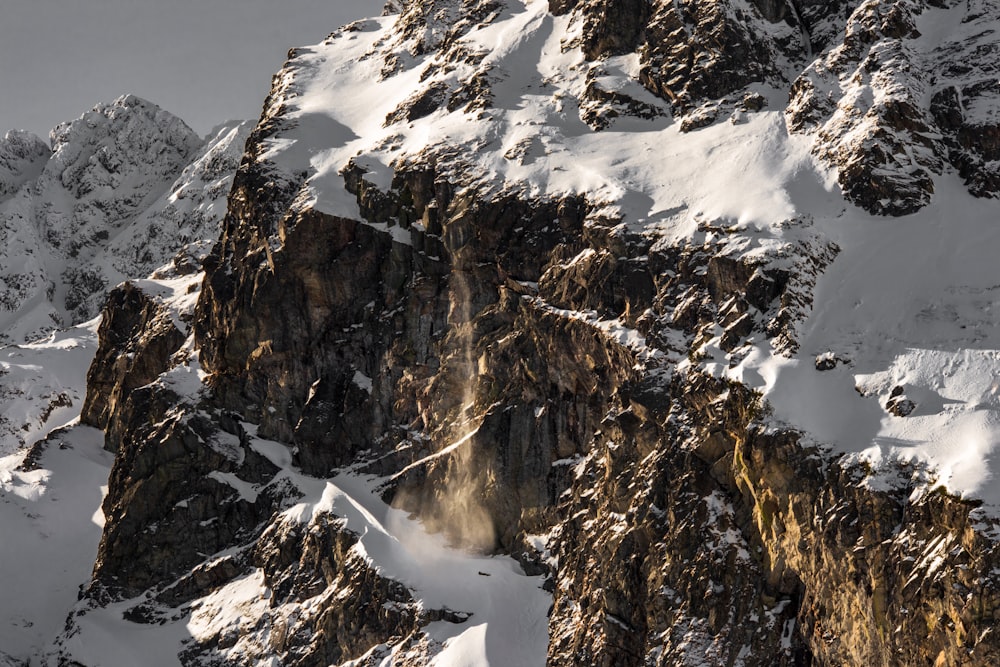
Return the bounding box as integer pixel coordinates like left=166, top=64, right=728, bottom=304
left=787, top=0, right=1000, bottom=214
left=7, top=0, right=1000, bottom=665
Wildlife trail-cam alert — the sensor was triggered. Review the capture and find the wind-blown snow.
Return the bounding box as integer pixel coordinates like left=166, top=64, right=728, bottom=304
left=49, top=429, right=550, bottom=667
left=4, top=0, right=1000, bottom=663
left=252, top=439, right=551, bottom=667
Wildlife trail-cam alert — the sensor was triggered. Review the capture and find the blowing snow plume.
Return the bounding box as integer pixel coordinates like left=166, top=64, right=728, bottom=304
left=391, top=266, right=497, bottom=554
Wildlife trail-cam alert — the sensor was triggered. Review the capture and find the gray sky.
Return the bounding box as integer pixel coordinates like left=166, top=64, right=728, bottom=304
left=1, top=0, right=386, bottom=142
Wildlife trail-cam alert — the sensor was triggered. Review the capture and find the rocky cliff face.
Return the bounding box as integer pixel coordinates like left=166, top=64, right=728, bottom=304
left=23, top=0, right=1000, bottom=665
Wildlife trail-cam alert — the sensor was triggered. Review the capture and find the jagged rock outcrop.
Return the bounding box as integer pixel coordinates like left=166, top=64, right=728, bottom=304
left=81, top=282, right=187, bottom=438
left=563, top=0, right=1000, bottom=213
left=554, top=0, right=811, bottom=129
left=548, top=381, right=810, bottom=666
left=549, top=361, right=1000, bottom=665
left=81, top=280, right=278, bottom=597
left=730, top=428, right=1000, bottom=667
left=182, top=511, right=421, bottom=666
left=58, top=280, right=420, bottom=664
left=635, top=0, right=804, bottom=122
left=48, top=0, right=1000, bottom=665
left=787, top=0, right=1000, bottom=214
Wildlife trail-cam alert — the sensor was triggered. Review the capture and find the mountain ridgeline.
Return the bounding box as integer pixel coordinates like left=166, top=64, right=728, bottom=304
left=8, top=0, right=1000, bottom=665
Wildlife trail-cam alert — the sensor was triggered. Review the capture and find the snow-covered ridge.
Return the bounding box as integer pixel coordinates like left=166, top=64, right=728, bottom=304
left=0, top=321, right=98, bottom=458
left=256, top=3, right=812, bottom=233
left=0, top=98, right=248, bottom=457
left=3, top=1, right=1000, bottom=664
left=41, top=95, right=203, bottom=258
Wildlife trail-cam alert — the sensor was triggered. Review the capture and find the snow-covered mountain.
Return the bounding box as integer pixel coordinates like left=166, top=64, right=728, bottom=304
left=0, top=98, right=250, bottom=662
left=0, top=107, right=250, bottom=457
left=0, top=96, right=251, bottom=344
left=4, top=0, right=1000, bottom=665
left=0, top=130, right=49, bottom=202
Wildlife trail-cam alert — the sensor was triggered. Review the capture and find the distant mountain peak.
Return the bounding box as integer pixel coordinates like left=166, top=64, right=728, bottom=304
left=0, top=98, right=246, bottom=342
left=0, top=129, right=50, bottom=202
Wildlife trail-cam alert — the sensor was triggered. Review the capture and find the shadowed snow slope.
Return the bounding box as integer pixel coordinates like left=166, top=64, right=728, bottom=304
left=0, top=321, right=98, bottom=456
left=0, top=425, right=110, bottom=659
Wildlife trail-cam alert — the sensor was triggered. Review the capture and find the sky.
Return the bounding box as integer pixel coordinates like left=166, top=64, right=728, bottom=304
left=0, top=0, right=387, bottom=142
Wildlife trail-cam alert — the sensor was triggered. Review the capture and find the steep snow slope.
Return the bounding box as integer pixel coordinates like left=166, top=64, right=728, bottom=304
left=0, top=321, right=98, bottom=457
left=742, top=177, right=1000, bottom=508
left=0, top=130, right=49, bottom=202
left=0, top=424, right=110, bottom=660
left=47, top=442, right=550, bottom=666
left=0, top=274, right=196, bottom=665
left=105, top=120, right=253, bottom=281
